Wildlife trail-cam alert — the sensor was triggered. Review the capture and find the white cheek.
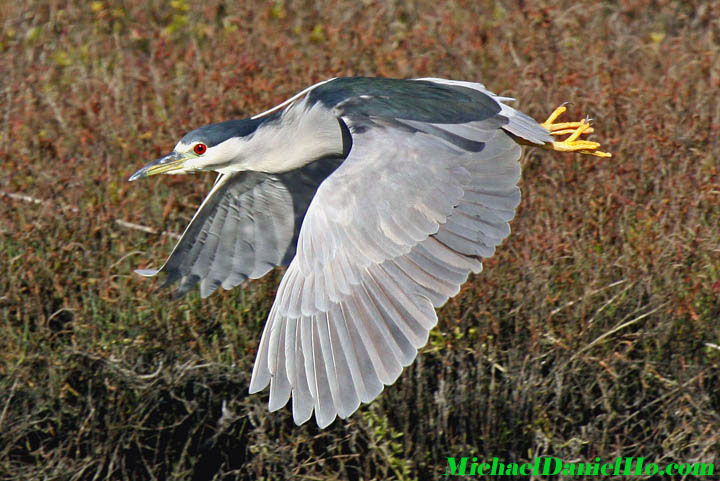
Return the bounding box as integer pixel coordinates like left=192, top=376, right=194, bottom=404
left=184, top=146, right=231, bottom=172
left=173, top=138, right=248, bottom=174
left=201, top=138, right=246, bottom=172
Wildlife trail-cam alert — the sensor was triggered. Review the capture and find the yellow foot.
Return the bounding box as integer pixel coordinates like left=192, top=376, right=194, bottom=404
left=541, top=105, right=612, bottom=158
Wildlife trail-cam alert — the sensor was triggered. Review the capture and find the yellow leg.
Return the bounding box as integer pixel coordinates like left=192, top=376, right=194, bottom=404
left=541, top=105, right=612, bottom=158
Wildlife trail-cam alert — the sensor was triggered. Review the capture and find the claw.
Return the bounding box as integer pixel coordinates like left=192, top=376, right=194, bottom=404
left=541, top=104, right=612, bottom=158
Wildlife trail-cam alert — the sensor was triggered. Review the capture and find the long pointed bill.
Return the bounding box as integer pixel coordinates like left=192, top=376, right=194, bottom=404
left=129, top=151, right=187, bottom=181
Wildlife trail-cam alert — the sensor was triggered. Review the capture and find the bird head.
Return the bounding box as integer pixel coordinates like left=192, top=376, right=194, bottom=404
left=129, top=118, right=265, bottom=181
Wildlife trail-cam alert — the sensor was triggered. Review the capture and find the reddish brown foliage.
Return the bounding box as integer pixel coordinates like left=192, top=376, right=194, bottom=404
left=1, top=0, right=718, bottom=479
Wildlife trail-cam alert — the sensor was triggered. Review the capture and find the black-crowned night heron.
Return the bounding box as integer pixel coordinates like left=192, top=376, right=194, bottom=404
left=129, top=77, right=610, bottom=428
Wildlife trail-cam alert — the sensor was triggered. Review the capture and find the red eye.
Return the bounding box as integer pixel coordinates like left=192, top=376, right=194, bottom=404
left=193, top=143, right=207, bottom=155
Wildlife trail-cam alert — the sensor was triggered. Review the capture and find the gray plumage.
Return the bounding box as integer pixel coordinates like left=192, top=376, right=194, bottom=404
left=130, top=77, right=554, bottom=428
left=136, top=157, right=343, bottom=298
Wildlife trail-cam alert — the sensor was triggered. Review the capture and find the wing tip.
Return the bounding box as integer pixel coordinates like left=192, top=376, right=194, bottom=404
left=249, top=360, right=271, bottom=395
left=315, top=410, right=337, bottom=429
left=292, top=398, right=314, bottom=425
left=268, top=398, right=288, bottom=413
left=248, top=379, right=268, bottom=395
left=268, top=379, right=292, bottom=412
left=134, top=268, right=159, bottom=277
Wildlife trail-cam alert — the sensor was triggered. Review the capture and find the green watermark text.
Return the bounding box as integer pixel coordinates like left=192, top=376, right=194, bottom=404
left=444, top=456, right=713, bottom=477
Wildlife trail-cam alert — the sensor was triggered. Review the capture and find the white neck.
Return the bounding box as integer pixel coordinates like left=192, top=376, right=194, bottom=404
left=218, top=98, right=345, bottom=174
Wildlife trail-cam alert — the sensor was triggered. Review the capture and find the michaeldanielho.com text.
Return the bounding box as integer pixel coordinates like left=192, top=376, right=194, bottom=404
left=444, top=457, right=714, bottom=477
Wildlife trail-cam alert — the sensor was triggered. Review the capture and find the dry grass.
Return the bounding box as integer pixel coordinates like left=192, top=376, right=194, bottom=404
left=1, top=0, right=719, bottom=479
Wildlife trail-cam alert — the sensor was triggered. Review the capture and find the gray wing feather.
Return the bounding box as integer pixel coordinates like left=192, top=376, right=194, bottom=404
left=197, top=199, right=229, bottom=297
left=290, top=330, right=310, bottom=424
left=311, top=318, right=338, bottom=427
left=414, top=78, right=552, bottom=144
left=268, top=319, right=291, bottom=411
left=300, top=315, right=317, bottom=401
left=208, top=199, right=239, bottom=289
left=291, top=316, right=313, bottom=424
left=138, top=157, right=342, bottom=298
left=223, top=199, right=254, bottom=288
left=250, top=95, right=530, bottom=426
left=326, top=310, right=362, bottom=417
left=316, top=312, right=341, bottom=412
left=327, top=302, right=373, bottom=405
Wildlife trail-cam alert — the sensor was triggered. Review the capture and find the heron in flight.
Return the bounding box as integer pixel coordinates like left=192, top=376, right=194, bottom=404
left=129, top=77, right=610, bottom=428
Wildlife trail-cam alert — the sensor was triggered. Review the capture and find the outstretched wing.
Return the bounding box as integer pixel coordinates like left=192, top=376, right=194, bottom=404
left=137, top=157, right=342, bottom=298
left=249, top=78, right=550, bottom=427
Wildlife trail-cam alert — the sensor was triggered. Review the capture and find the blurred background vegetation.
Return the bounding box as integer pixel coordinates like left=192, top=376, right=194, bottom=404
left=1, top=0, right=718, bottom=479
